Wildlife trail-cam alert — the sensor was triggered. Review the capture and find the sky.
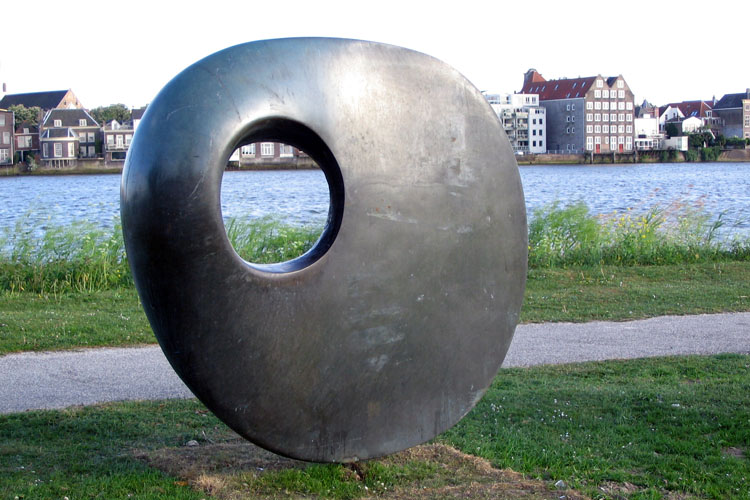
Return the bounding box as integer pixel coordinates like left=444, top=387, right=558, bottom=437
left=1, top=0, right=747, bottom=110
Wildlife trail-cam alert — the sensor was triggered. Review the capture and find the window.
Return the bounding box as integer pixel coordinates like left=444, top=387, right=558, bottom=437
left=571, top=115, right=575, bottom=122
left=627, top=114, right=633, bottom=122
left=54, top=143, right=62, bottom=157
left=572, top=127, right=575, bottom=133
left=125, top=134, right=132, bottom=146
left=618, top=136, right=625, bottom=144
left=23, top=128, right=29, bottom=134
left=88, top=146, right=95, bottom=156
left=603, top=102, right=609, bottom=110
left=626, top=125, right=633, bottom=133
left=595, top=125, right=601, bottom=133
left=79, top=132, right=87, bottom=143
left=107, top=135, right=114, bottom=145
left=618, top=125, right=624, bottom=133
left=626, top=102, right=633, bottom=110
left=586, top=136, right=594, bottom=150
left=241, top=144, right=256, bottom=155
left=611, top=136, right=617, bottom=145
left=602, top=90, right=609, bottom=98
left=566, top=104, right=571, bottom=111
left=605, top=136, right=609, bottom=144
left=0, top=115, right=4, bottom=126
left=116, top=135, right=124, bottom=148
left=595, top=113, right=601, bottom=122
left=618, top=90, right=625, bottom=98
left=532, top=129, right=536, bottom=136
left=1, top=132, right=8, bottom=144
left=586, top=113, right=593, bottom=122
left=88, top=132, right=95, bottom=143
left=532, top=118, right=536, bottom=124
left=43, top=143, right=49, bottom=157
left=597, top=79, right=603, bottom=88
left=17, top=137, right=24, bottom=148
left=571, top=104, right=575, bottom=111
left=566, top=116, right=571, bottom=122
left=595, top=101, right=601, bottom=110
left=54, top=119, right=62, bottom=127
left=566, top=127, right=570, bottom=134
left=586, top=102, right=593, bottom=110
left=611, top=113, right=617, bottom=122
left=595, top=136, right=601, bottom=144
left=618, top=114, right=625, bottom=122
left=280, top=144, right=294, bottom=157
left=626, top=136, right=633, bottom=149
left=618, top=102, right=625, bottom=110
left=603, top=124, right=609, bottom=133
left=540, top=119, right=543, bottom=125
left=617, top=80, right=624, bottom=88
left=587, top=125, right=593, bottom=133
left=68, top=142, right=75, bottom=157
left=595, top=90, right=601, bottom=98
left=261, top=142, right=274, bottom=156
left=0, top=149, right=8, bottom=163
left=79, top=119, right=87, bottom=126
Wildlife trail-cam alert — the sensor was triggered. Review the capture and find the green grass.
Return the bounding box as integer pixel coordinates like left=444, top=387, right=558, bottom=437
left=2, top=355, right=749, bottom=499
left=529, top=200, right=749, bottom=267
left=441, top=354, right=750, bottom=499
left=1, top=261, right=749, bottom=355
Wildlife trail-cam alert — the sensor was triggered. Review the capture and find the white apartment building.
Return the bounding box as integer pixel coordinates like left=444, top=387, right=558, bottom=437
left=486, top=93, right=547, bottom=154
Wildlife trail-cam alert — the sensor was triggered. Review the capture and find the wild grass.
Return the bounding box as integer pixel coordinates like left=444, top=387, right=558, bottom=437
left=1, top=200, right=748, bottom=294
left=529, top=199, right=750, bottom=267
left=0, top=216, right=321, bottom=294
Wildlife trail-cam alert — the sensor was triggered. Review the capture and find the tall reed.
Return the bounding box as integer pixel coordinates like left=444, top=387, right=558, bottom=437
left=528, top=200, right=750, bottom=268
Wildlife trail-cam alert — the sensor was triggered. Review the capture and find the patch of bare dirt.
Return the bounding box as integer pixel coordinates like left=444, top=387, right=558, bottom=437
left=722, top=447, right=745, bottom=459
left=135, top=440, right=592, bottom=499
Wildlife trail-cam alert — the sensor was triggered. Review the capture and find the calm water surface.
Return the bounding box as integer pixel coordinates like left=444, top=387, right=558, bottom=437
left=1, top=163, right=748, bottom=238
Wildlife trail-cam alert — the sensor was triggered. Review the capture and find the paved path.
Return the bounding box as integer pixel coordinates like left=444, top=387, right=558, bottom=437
left=2, top=312, right=749, bottom=414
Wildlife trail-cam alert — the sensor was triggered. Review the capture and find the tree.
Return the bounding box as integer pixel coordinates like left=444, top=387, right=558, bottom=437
left=9, top=104, right=42, bottom=127
left=665, top=122, right=680, bottom=138
left=90, top=104, right=130, bottom=125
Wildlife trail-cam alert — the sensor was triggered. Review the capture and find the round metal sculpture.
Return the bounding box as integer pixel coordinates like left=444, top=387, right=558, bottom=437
left=121, top=38, right=527, bottom=462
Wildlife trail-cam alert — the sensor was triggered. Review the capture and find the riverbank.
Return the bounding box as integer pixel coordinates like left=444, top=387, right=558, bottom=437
left=2, top=149, right=749, bottom=175
left=516, top=148, right=750, bottom=165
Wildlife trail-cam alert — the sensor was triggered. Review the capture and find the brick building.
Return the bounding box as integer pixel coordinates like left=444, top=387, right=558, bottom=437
left=712, top=90, right=750, bottom=139
left=521, top=69, right=635, bottom=154
left=0, top=108, right=14, bottom=165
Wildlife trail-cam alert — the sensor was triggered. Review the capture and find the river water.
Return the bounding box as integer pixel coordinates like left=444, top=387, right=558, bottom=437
left=1, top=162, right=748, bottom=240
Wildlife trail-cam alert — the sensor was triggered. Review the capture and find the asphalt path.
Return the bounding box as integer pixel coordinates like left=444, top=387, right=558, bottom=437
left=2, top=312, right=749, bottom=414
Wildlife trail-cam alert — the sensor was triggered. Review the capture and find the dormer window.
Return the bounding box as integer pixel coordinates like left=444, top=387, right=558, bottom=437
left=79, top=119, right=87, bottom=126
left=54, top=119, right=62, bottom=127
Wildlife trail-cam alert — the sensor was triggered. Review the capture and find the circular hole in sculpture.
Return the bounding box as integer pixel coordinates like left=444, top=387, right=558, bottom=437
left=221, top=118, right=344, bottom=273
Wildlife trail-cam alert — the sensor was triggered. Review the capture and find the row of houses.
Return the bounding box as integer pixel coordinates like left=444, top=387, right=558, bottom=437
left=0, top=89, right=309, bottom=168
left=2, top=80, right=749, bottom=166
left=486, top=69, right=750, bottom=155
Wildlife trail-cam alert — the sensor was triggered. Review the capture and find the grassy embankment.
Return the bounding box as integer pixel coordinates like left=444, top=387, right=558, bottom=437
left=1, top=201, right=749, bottom=354
left=2, top=204, right=750, bottom=499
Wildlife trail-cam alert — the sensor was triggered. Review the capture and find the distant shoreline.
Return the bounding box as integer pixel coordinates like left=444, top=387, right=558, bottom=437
left=1, top=151, right=748, bottom=177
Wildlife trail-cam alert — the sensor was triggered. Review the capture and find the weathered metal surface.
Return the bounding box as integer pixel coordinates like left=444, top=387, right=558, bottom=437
left=121, top=38, right=527, bottom=462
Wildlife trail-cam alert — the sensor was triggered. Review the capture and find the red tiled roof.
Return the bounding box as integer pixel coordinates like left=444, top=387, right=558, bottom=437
left=662, top=100, right=712, bottom=118
left=522, top=76, right=597, bottom=101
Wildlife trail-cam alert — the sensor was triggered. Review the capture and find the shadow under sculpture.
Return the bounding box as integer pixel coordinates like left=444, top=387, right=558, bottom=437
left=120, top=38, right=527, bottom=463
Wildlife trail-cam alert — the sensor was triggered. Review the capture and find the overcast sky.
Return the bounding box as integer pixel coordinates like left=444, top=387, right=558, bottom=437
left=2, top=0, right=747, bottom=110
